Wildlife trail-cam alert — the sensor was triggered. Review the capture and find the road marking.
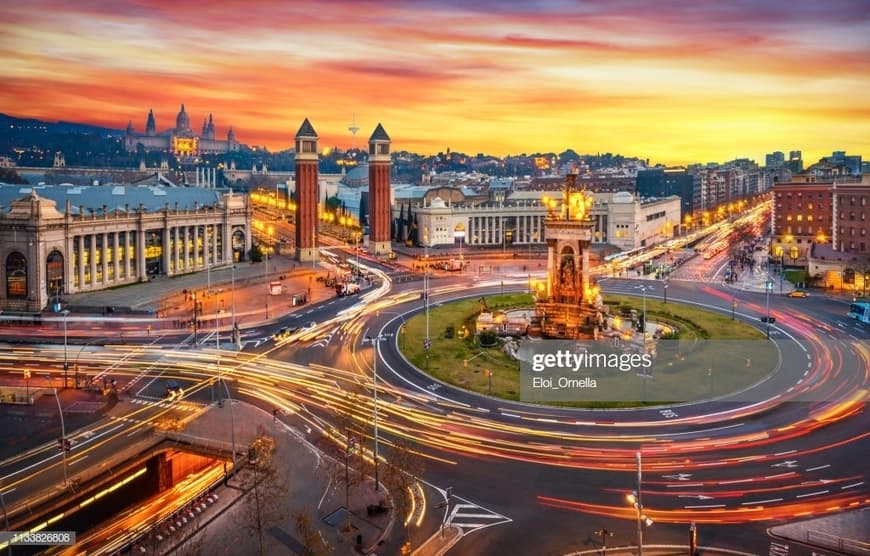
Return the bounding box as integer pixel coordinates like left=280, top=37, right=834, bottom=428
left=805, top=464, right=830, bottom=472
left=666, top=483, right=703, bottom=488
left=841, top=481, right=864, bottom=490
left=771, top=460, right=799, bottom=468
left=769, top=541, right=789, bottom=555
left=796, top=490, right=828, bottom=498
left=742, top=498, right=782, bottom=505
left=685, top=504, right=725, bottom=509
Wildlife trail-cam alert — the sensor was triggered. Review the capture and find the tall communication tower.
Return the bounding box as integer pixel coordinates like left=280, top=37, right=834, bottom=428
left=348, top=113, right=360, bottom=151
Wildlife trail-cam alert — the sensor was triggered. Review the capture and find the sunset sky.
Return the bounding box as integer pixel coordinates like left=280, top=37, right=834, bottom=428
left=1, top=0, right=868, bottom=165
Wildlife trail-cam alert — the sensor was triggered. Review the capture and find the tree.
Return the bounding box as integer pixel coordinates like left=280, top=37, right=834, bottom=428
left=248, top=244, right=264, bottom=263
left=237, top=433, right=289, bottom=556
left=380, top=438, right=426, bottom=548
left=294, top=510, right=332, bottom=556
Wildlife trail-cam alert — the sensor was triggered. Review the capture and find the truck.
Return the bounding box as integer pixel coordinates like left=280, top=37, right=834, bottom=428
left=336, top=282, right=361, bottom=297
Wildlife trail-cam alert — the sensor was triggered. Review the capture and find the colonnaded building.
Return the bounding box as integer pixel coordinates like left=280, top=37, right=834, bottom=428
left=0, top=184, right=252, bottom=312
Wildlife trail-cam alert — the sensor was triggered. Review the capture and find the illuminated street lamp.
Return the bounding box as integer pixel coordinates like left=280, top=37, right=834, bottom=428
left=626, top=451, right=653, bottom=555
left=424, top=227, right=431, bottom=370
left=62, top=309, right=70, bottom=389
left=364, top=332, right=391, bottom=491
left=635, top=285, right=654, bottom=341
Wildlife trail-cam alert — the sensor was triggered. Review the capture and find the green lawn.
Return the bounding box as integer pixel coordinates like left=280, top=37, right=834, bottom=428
left=398, top=292, right=775, bottom=407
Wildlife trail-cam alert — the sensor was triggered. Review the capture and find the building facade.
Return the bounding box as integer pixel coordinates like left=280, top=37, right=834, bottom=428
left=771, top=174, right=869, bottom=267
left=410, top=190, right=681, bottom=252
left=0, top=184, right=251, bottom=312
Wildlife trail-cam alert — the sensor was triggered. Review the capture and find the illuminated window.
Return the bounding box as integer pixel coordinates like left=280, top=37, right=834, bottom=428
left=796, top=215, right=802, bottom=222
left=808, top=215, right=813, bottom=222
left=808, top=203, right=813, bottom=210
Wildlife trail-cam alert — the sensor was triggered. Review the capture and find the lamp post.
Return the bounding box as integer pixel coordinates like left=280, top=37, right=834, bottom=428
left=424, top=227, right=431, bottom=370
left=231, top=264, right=240, bottom=349
left=62, top=310, right=69, bottom=389
left=765, top=280, right=773, bottom=339
left=219, top=377, right=237, bottom=482
left=663, top=281, right=668, bottom=304
left=364, top=332, right=391, bottom=491
left=625, top=450, right=652, bottom=555
left=53, top=388, right=68, bottom=487
left=264, top=240, right=270, bottom=319
left=24, top=369, right=30, bottom=402
left=635, top=285, right=654, bottom=342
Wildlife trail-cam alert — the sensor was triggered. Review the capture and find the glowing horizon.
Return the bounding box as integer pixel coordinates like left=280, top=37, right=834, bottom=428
left=1, top=0, right=868, bottom=166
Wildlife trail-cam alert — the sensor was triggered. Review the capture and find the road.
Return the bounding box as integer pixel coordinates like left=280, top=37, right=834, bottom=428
left=1, top=241, right=867, bottom=555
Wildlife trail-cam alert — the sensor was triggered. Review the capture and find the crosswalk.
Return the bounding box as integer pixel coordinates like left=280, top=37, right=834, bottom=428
left=129, top=397, right=203, bottom=412
left=769, top=541, right=790, bottom=556
left=445, top=500, right=511, bottom=535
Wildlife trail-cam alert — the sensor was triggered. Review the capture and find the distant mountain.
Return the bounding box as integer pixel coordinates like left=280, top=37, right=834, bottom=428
left=0, top=113, right=123, bottom=137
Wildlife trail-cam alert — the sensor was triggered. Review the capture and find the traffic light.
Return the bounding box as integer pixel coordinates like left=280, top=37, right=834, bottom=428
left=760, top=316, right=776, bottom=323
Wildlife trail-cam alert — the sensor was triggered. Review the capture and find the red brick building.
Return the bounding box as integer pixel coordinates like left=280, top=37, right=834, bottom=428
left=772, top=174, right=869, bottom=267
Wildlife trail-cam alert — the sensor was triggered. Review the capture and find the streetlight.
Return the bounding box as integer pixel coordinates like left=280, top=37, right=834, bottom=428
left=52, top=387, right=69, bottom=487
left=663, top=280, right=668, bottom=304
left=764, top=280, right=773, bottom=339
left=364, top=332, right=391, bottom=491
left=635, top=285, right=654, bottom=342
left=626, top=451, right=652, bottom=555
left=24, top=369, right=30, bottom=402
left=424, top=227, right=431, bottom=370
left=231, top=264, right=240, bottom=349
left=62, top=310, right=69, bottom=389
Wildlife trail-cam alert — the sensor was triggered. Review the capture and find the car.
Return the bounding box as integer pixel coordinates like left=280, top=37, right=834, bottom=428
left=165, top=379, right=184, bottom=399
left=302, top=321, right=317, bottom=331
left=787, top=290, right=808, bottom=298
left=272, top=326, right=291, bottom=340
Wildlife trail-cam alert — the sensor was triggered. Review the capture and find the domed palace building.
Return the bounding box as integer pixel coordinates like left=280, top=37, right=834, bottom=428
left=124, top=104, right=240, bottom=157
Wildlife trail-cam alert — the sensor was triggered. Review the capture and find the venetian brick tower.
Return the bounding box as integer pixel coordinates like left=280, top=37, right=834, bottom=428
left=295, top=118, right=319, bottom=263
left=368, top=123, right=392, bottom=256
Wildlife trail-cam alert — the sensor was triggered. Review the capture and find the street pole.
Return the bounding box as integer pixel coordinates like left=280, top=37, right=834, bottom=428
left=54, top=388, right=68, bottom=487
left=765, top=280, right=772, bottom=339
left=62, top=310, right=69, bottom=389
left=731, top=297, right=736, bottom=320
left=364, top=333, right=390, bottom=491
left=636, top=451, right=643, bottom=556
left=425, top=227, right=431, bottom=370
left=265, top=241, right=270, bottom=320
left=663, top=282, right=668, bottom=304
left=220, top=378, right=236, bottom=480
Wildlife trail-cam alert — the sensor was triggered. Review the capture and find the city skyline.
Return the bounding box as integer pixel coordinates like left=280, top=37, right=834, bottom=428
left=1, top=1, right=869, bottom=166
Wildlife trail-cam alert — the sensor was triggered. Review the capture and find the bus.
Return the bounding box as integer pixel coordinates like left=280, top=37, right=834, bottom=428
left=847, top=301, right=870, bottom=324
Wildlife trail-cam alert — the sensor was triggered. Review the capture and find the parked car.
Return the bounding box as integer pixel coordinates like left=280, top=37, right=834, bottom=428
left=787, top=290, right=808, bottom=298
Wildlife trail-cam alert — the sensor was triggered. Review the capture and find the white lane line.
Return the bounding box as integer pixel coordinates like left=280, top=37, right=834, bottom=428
left=796, top=490, right=828, bottom=498
left=806, top=464, right=830, bottom=472
left=841, top=481, right=864, bottom=490
left=741, top=498, right=783, bottom=505
left=685, top=504, right=726, bottom=509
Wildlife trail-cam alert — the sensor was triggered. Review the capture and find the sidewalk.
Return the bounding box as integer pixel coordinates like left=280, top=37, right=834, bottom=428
left=726, top=250, right=796, bottom=295
left=151, top=400, right=395, bottom=555
left=27, top=255, right=339, bottom=339
left=769, top=508, right=870, bottom=555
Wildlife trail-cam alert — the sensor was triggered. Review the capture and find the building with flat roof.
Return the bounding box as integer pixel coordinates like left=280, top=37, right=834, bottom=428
left=0, top=183, right=252, bottom=312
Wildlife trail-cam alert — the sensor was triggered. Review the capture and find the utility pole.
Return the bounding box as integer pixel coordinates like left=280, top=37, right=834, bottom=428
left=364, top=332, right=392, bottom=491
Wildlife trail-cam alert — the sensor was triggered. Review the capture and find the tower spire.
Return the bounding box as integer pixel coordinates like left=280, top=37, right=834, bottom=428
left=348, top=113, right=360, bottom=151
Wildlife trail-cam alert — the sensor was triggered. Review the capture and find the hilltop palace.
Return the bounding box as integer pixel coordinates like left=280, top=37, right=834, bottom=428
left=124, top=104, right=240, bottom=157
